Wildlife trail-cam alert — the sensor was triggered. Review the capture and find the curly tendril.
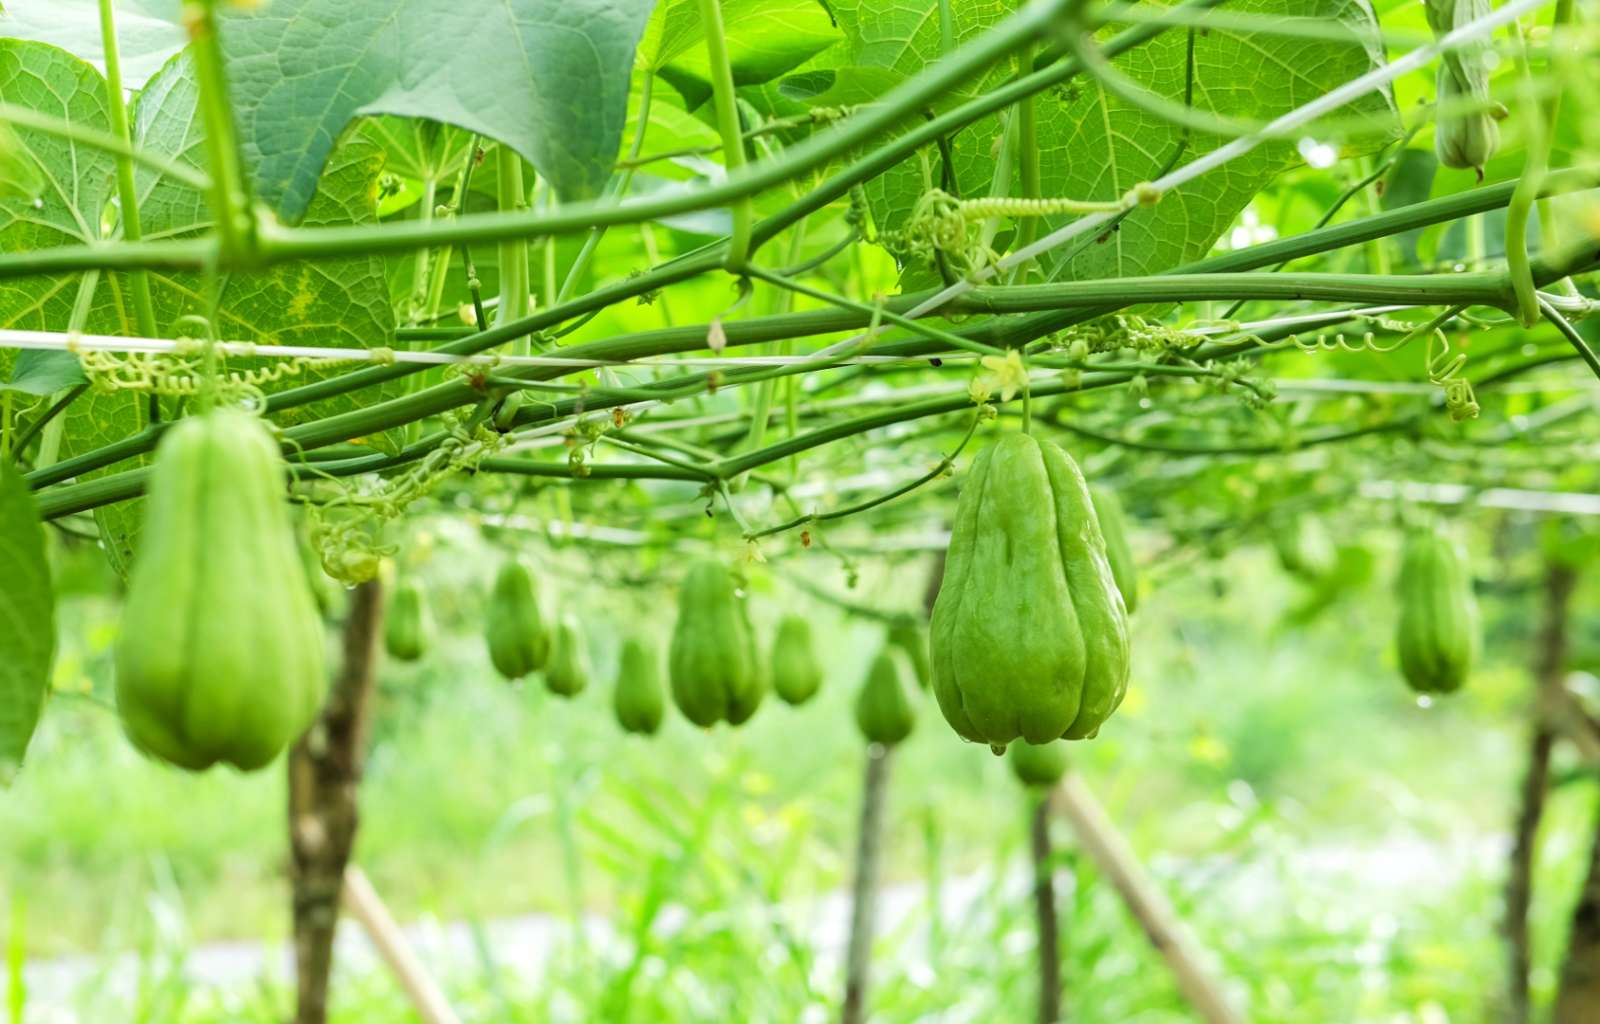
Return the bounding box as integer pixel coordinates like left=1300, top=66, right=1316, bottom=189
left=305, top=418, right=511, bottom=585
left=1426, top=330, right=1480, bottom=421
left=75, top=344, right=359, bottom=406
left=896, top=183, right=1160, bottom=272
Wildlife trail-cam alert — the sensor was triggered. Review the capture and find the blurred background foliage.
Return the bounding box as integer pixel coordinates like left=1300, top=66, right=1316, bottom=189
left=5, top=504, right=1597, bottom=1022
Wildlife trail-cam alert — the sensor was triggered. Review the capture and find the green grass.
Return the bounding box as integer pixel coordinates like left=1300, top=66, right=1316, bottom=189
left=2, top=543, right=1594, bottom=1021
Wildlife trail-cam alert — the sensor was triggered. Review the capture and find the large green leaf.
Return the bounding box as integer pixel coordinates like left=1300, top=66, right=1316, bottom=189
left=0, top=40, right=141, bottom=566
left=0, top=40, right=400, bottom=572
left=130, top=53, right=401, bottom=440
left=0, top=459, right=55, bottom=785
left=643, top=0, right=841, bottom=108
left=0, top=0, right=185, bottom=88
left=216, top=0, right=655, bottom=220
left=826, top=0, right=1399, bottom=281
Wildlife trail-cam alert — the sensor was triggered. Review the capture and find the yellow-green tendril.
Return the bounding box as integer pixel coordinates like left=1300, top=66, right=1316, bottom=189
left=896, top=185, right=1160, bottom=272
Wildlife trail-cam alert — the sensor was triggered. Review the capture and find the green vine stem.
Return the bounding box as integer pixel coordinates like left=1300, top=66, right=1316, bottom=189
left=97, top=0, right=159, bottom=341
left=0, top=101, right=211, bottom=190
left=696, top=0, right=752, bottom=270
left=1015, top=38, right=1042, bottom=263
left=1505, top=0, right=1572, bottom=327
left=23, top=172, right=1600, bottom=497
left=743, top=408, right=983, bottom=540
left=182, top=0, right=255, bottom=261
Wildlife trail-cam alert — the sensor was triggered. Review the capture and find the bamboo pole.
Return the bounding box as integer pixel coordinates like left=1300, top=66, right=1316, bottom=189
left=1050, top=773, right=1242, bottom=1024
left=342, top=865, right=463, bottom=1024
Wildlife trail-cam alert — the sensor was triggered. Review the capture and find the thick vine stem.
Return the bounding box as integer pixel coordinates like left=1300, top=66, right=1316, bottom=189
left=19, top=166, right=1600, bottom=506
left=27, top=323, right=1594, bottom=520
left=182, top=0, right=256, bottom=263
left=1505, top=2, right=1571, bottom=328
left=98, top=0, right=159, bottom=341
left=696, top=0, right=753, bottom=270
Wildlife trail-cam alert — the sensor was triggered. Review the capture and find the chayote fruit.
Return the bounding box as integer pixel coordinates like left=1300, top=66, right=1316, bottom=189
left=1434, top=64, right=1500, bottom=172
left=669, top=560, right=760, bottom=727
left=1425, top=0, right=1500, bottom=171
left=114, top=408, right=327, bottom=772
left=545, top=616, right=589, bottom=698
left=613, top=636, right=666, bottom=735
left=1396, top=528, right=1479, bottom=694
left=855, top=647, right=915, bottom=747
left=384, top=579, right=433, bottom=662
left=930, top=433, right=1130, bottom=748
left=1271, top=513, right=1337, bottom=582
left=771, top=614, right=823, bottom=705
left=485, top=559, right=549, bottom=680
left=1008, top=739, right=1068, bottom=788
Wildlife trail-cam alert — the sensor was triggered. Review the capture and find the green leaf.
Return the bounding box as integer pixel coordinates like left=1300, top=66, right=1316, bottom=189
left=131, top=53, right=403, bottom=443
left=216, top=0, right=656, bottom=220
left=643, top=0, right=841, bottom=108
left=0, top=121, right=47, bottom=199
left=4, top=350, right=86, bottom=396
left=0, top=40, right=140, bottom=570
left=0, top=0, right=186, bottom=89
left=0, top=459, right=55, bottom=786
left=0, top=40, right=401, bottom=572
left=778, top=66, right=906, bottom=108
left=829, top=0, right=1399, bottom=280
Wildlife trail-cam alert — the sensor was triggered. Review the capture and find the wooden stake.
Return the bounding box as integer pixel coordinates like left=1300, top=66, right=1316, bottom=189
left=1051, top=773, right=1241, bottom=1024
left=1507, top=563, right=1575, bottom=1023
left=841, top=744, right=892, bottom=1024
left=343, top=865, right=464, bottom=1024
left=1029, top=793, right=1061, bottom=1024
left=289, top=578, right=385, bottom=1024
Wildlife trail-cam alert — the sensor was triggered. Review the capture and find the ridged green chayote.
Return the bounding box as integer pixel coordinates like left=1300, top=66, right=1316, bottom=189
left=545, top=616, right=589, bottom=697
left=669, top=561, right=761, bottom=727
left=930, top=433, right=1130, bottom=747
left=1396, top=528, right=1479, bottom=694
left=485, top=560, right=548, bottom=680
left=1271, top=514, right=1337, bottom=581
left=114, top=408, right=326, bottom=772
left=1426, top=0, right=1500, bottom=171
left=855, top=648, right=915, bottom=746
left=1088, top=484, right=1138, bottom=613
left=771, top=614, right=823, bottom=705
left=1008, top=740, right=1068, bottom=788
left=613, top=636, right=665, bottom=735
left=384, top=579, right=432, bottom=662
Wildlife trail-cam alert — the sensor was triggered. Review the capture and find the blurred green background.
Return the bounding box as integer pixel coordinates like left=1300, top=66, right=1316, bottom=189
left=3, top=518, right=1594, bottom=1024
